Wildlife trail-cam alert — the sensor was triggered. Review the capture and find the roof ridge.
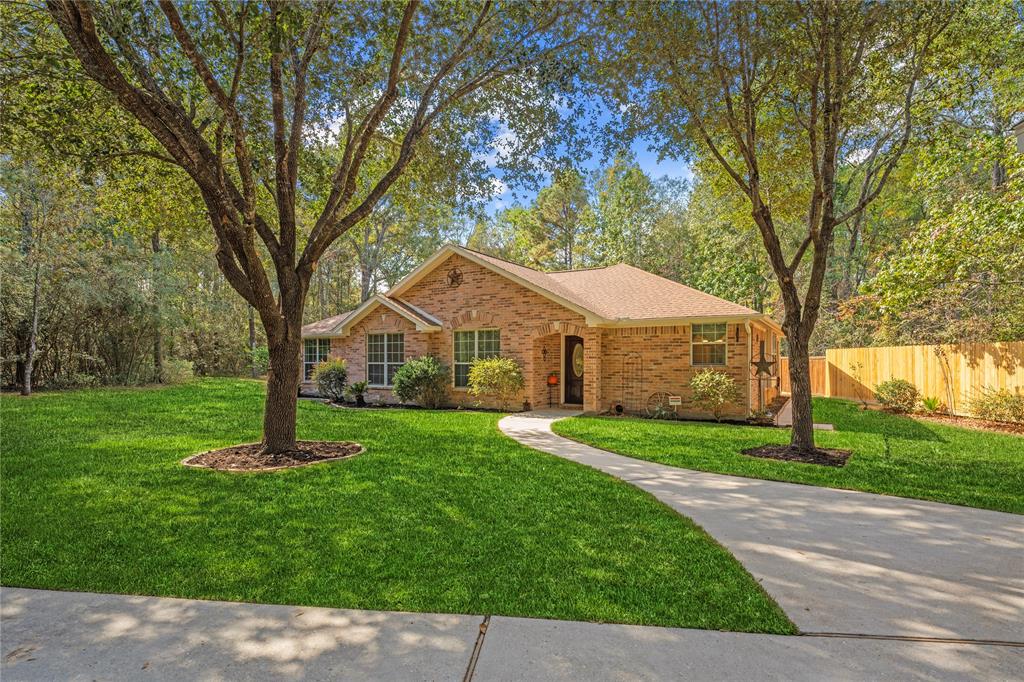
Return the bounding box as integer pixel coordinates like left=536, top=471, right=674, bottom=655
left=458, top=245, right=546, bottom=273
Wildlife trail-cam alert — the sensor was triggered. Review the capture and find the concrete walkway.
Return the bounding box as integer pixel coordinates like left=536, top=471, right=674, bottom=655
left=498, top=411, right=1024, bottom=643
left=4, top=587, right=1021, bottom=681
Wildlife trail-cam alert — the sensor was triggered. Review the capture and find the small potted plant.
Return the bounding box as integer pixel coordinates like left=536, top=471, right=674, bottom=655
left=346, top=381, right=369, bottom=407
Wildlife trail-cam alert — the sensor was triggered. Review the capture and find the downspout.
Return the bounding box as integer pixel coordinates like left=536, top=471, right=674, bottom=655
left=744, top=320, right=753, bottom=417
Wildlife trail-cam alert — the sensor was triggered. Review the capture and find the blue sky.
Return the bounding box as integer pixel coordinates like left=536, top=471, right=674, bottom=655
left=481, top=99, right=693, bottom=216
left=485, top=137, right=692, bottom=214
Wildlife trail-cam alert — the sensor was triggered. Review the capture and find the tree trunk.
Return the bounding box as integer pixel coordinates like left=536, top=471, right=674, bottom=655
left=786, top=329, right=816, bottom=452
left=21, top=263, right=41, bottom=396
left=151, top=229, right=163, bottom=382
left=248, top=305, right=258, bottom=378
left=359, top=262, right=373, bottom=302
left=261, top=326, right=302, bottom=453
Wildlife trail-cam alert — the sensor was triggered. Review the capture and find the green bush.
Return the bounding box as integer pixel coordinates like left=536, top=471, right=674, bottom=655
left=313, top=358, right=347, bottom=402
left=689, top=369, right=740, bottom=422
left=346, top=380, right=369, bottom=407
left=162, top=358, right=194, bottom=385
left=250, top=345, right=269, bottom=376
left=392, top=356, right=450, bottom=408
left=920, top=396, right=943, bottom=414
left=970, top=388, right=1024, bottom=424
left=468, top=357, right=525, bottom=411
left=874, top=378, right=918, bottom=413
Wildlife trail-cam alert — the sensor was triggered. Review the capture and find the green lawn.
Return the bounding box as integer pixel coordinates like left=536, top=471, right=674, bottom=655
left=553, top=399, right=1024, bottom=514
left=0, top=379, right=792, bottom=633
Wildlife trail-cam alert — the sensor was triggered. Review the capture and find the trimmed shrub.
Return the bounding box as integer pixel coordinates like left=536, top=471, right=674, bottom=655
left=690, top=369, right=740, bottom=422
left=874, top=379, right=918, bottom=413
left=313, top=358, right=347, bottom=402
left=392, top=356, right=450, bottom=408
left=346, top=380, right=369, bottom=407
left=468, top=357, right=525, bottom=411
left=970, top=388, right=1024, bottom=424
left=162, top=358, right=195, bottom=385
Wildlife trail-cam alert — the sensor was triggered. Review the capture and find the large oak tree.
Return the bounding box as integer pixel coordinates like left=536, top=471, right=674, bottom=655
left=46, top=0, right=590, bottom=453
left=616, top=0, right=955, bottom=453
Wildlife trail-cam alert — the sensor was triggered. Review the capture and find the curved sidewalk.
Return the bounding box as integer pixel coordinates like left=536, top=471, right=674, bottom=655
left=499, top=411, right=1024, bottom=643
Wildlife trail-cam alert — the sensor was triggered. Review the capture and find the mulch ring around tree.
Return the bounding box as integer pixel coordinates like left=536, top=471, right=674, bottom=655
left=183, top=441, right=364, bottom=472
left=741, top=444, right=852, bottom=467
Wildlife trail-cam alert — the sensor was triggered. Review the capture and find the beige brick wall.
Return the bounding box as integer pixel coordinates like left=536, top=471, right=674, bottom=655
left=304, top=252, right=756, bottom=418
left=598, top=323, right=751, bottom=419
left=321, top=254, right=590, bottom=410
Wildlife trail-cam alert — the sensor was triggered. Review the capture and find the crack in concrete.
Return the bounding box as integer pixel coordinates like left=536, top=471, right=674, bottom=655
left=800, top=632, right=1024, bottom=648
left=462, top=615, right=491, bottom=681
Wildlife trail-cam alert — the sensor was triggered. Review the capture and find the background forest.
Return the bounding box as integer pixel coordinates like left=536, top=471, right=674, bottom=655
left=2, top=1, right=1022, bottom=391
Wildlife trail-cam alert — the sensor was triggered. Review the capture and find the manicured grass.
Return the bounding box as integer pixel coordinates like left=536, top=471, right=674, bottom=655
left=0, top=379, right=793, bottom=633
left=553, top=399, right=1024, bottom=514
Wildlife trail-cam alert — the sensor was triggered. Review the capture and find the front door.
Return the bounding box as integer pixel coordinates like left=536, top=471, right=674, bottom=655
left=564, top=335, right=584, bottom=405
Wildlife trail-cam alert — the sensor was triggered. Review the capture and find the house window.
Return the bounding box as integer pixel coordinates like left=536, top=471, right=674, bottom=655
left=691, top=323, right=727, bottom=366
left=367, top=333, right=404, bottom=386
left=303, top=338, right=331, bottom=380
left=454, top=329, right=500, bottom=387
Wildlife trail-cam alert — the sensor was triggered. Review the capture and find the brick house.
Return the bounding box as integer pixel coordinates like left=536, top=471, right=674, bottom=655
left=301, top=244, right=783, bottom=418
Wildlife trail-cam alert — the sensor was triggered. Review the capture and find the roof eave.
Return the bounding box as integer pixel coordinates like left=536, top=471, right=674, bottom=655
left=333, top=294, right=444, bottom=337
left=594, top=313, right=774, bottom=329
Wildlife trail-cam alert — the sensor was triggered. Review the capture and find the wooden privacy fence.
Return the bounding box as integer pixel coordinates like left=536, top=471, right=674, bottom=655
left=778, top=356, right=826, bottom=396
left=779, top=342, right=1024, bottom=415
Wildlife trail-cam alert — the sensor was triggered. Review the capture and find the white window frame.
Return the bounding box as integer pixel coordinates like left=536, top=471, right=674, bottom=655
left=303, top=338, right=331, bottom=380
left=690, top=323, right=728, bottom=366
left=366, top=332, right=405, bottom=387
left=453, top=329, right=500, bottom=388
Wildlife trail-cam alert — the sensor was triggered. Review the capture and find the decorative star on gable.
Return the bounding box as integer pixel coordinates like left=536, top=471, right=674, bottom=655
left=447, top=267, right=463, bottom=287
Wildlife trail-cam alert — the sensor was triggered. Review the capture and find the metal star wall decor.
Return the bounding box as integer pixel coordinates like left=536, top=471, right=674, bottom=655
left=752, top=353, right=776, bottom=377
left=446, top=267, right=463, bottom=287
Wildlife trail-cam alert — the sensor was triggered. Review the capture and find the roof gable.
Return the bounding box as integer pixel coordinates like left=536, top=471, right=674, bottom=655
left=387, top=245, right=604, bottom=323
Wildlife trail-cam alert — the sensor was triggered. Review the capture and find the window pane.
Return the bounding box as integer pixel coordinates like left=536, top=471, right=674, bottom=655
left=454, top=363, right=470, bottom=387
left=304, top=363, right=315, bottom=380
left=318, top=339, right=331, bottom=360
left=386, top=333, right=404, bottom=363
left=454, top=331, right=474, bottom=363
left=693, top=344, right=726, bottom=365
left=478, top=330, right=500, bottom=358
left=692, top=323, right=726, bottom=343
left=367, top=334, right=384, bottom=363
left=387, top=363, right=402, bottom=385
left=368, top=364, right=385, bottom=385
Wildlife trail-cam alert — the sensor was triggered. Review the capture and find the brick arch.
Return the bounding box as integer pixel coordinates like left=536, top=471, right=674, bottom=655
left=446, top=309, right=498, bottom=329
left=528, top=321, right=586, bottom=339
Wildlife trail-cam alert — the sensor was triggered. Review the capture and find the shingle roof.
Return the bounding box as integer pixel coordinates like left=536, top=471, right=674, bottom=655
left=547, top=263, right=759, bottom=320
left=301, top=312, right=351, bottom=336
left=466, top=249, right=759, bottom=321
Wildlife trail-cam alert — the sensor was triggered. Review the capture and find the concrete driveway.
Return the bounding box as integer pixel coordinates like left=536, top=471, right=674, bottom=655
left=499, top=412, right=1024, bottom=643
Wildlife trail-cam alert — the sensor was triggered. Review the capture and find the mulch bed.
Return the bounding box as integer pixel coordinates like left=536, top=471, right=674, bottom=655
left=183, top=441, right=363, bottom=472
left=741, top=444, right=852, bottom=467
left=910, top=414, right=1024, bottom=436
